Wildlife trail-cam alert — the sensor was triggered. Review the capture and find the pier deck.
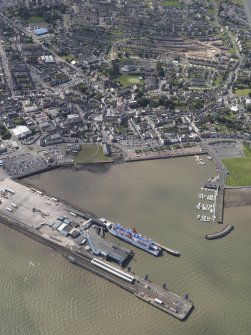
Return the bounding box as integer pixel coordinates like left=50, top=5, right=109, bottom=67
left=216, top=186, right=224, bottom=223
left=0, top=177, right=193, bottom=320
left=158, top=244, right=181, bottom=256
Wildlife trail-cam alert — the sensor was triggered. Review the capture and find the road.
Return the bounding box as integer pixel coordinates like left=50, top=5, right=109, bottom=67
left=0, top=38, right=15, bottom=96
left=200, top=141, right=227, bottom=187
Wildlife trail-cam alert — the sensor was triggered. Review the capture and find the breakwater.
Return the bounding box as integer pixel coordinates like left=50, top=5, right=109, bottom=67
left=206, top=225, right=234, bottom=240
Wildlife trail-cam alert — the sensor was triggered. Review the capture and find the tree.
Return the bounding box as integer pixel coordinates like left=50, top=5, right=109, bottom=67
left=156, top=61, right=165, bottom=77
left=137, top=97, right=149, bottom=107
left=0, top=123, right=11, bottom=139
left=18, top=7, right=30, bottom=20
left=2, top=130, right=11, bottom=140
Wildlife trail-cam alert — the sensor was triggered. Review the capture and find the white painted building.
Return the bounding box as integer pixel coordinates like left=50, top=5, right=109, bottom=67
left=12, top=126, right=32, bottom=139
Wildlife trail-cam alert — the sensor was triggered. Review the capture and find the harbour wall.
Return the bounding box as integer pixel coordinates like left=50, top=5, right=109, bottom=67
left=125, top=151, right=207, bottom=163
left=216, top=186, right=224, bottom=223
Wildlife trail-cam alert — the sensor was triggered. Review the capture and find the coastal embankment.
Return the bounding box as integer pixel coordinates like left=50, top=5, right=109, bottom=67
left=125, top=146, right=206, bottom=162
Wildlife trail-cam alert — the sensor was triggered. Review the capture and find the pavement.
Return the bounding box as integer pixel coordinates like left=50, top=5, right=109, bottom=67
left=4, top=152, right=51, bottom=178
left=0, top=177, right=88, bottom=248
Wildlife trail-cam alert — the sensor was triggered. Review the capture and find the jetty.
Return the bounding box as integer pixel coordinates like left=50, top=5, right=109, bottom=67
left=216, top=186, right=224, bottom=223
left=158, top=244, right=180, bottom=256
left=205, top=225, right=234, bottom=240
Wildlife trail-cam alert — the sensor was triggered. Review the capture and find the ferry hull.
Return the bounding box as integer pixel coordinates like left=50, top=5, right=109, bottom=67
left=109, top=228, right=160, bottom=256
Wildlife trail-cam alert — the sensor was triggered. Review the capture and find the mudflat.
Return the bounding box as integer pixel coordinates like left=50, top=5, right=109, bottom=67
left=224, top=188, right=251, bottom=207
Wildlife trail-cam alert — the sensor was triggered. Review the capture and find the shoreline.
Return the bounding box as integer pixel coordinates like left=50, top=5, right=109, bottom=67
left=125, top=150, right=206, bottom=163
left=16, top=148, right=207, bottom=179
left=21, top=150, right=251, bottom=213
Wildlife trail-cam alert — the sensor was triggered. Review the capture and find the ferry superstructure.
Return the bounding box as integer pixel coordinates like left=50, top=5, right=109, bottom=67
left=108, top=223, right=161, bottom=256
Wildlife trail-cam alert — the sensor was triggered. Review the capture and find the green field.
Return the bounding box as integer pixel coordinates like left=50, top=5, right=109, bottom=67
left=117, top=74, right=142, bottom=87
left=242, top=142, right=251, bottom=157
left=144, top=0, right=151, bottom=7
left=223, top=142, right=251, bottom=186
left=26, top=16, right=44, bottom=24
left=74, top=144, right=113, bottom=164
left=223, top=157, right=251, bottom=186
left=215, top=74, right=223, bottom=86
left=228, top=47, right=237, bottom=56
left=160, top=0, right=179, bottom=5
left=207, top=7, right=215, bottom=15
left=62, top=54, right=75, bottom=63
left=232, top=0, right=244, bottom=5
left=234, top=88, right=251, bottom=97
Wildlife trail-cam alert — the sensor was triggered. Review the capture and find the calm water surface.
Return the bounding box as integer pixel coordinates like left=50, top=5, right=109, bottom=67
left=0, top=157, right=250, bottom=335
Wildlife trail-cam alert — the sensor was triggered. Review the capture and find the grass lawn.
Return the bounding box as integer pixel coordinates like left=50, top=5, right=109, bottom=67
left=144, top=0, right=151, bottom=7
left=119, top=57, right=134, bottom=65
left=234, top=88, right=251, bottom=97
left=26, top=16, right=44, bottom=24
left=215, top=74, right=223, bottom=86
left=223, top=142, right=251, bottom=186
left=117, top=74, right=142, bottom=87
left=62, top=54, right=75, bottom=63
left=223, top=157, right=251, bottom=186
left=207, top=7, right=215, bottom=15
left=74, top=144, right=113, bottom=164
left=228, top=47, right=237, bottom=56
left=160, top=0, right=180, bottom=5
left=242, top=142, right=251, bottom=157
left=232, top=0, right=243, bottom=5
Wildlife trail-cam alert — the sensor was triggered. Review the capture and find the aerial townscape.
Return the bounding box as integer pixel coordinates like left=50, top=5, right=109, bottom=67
left=0, top=0, right=251, bottom=332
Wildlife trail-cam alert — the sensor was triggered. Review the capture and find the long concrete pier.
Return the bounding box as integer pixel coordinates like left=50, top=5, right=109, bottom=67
left=216, top=186, right=224, bottom=223
left=158, top=243, right=181, bottom=256
left=0, top=177, right=193, bottom=320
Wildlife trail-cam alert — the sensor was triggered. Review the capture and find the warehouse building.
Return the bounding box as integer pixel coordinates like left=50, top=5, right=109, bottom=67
left=12, top=125, right=32, bottom=139
left=33, top=28, right=49, bottom=36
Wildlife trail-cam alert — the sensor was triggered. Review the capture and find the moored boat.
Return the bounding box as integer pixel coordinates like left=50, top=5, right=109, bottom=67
left=108, top=223, right=161, bottom=256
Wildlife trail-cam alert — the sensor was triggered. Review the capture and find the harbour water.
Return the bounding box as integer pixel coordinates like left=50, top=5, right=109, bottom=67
left=0, top=157, right=250, bottom=334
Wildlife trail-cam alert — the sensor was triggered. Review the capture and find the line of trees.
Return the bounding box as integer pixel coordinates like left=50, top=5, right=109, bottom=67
left=18, top=4, right=67, bottom=23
